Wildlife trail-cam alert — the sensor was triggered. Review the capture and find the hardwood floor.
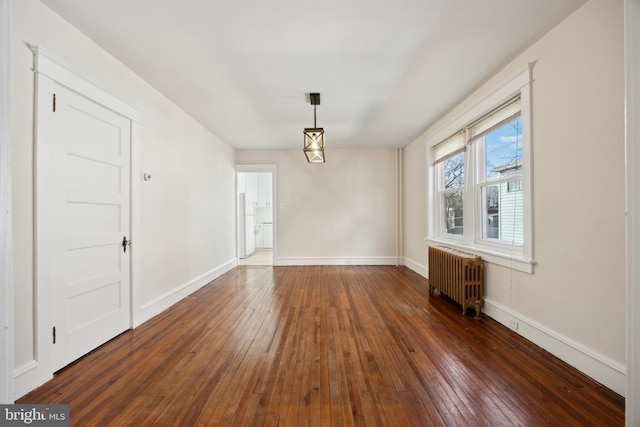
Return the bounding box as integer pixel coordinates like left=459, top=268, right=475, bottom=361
left=18, top=266, right=624, bottom=426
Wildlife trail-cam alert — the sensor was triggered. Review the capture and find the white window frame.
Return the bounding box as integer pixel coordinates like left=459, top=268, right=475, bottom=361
left=426, top=64, right=535, bottom=274
left=474, top=113, right=523, bottom=247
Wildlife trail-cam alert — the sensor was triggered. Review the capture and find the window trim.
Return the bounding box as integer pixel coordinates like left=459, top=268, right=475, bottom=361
left=426, top=63, right=535, bottom=274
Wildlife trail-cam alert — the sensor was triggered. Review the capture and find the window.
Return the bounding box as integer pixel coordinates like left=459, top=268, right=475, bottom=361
left=427, top=65, right=533, bottom=273
left=440, top=152, right=464, bottom=235
left=476, top=112, right=523, bottom=245
left=507, top=180, right=522, bottom=192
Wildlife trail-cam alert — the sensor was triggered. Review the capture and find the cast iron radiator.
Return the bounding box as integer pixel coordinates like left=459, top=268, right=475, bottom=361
left=428, top=246, right=483, bottom=318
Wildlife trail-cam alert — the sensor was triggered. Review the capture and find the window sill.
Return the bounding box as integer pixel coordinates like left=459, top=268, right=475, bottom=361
left=425, top=238, right=535, bottom=274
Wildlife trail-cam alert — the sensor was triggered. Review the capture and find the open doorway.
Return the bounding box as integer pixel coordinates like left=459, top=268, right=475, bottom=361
left=236, top=165, right=276, bottom=266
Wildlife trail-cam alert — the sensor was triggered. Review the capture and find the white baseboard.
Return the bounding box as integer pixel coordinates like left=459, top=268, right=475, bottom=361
left=402, top=257, right=428, bottom=279
left=13, top=360, right=45, bottom=401
left=134, top=258, right=237, bottom=327
left=275, top=256, right=400, bottom=266
left=483, top=298, right=626, bottom=397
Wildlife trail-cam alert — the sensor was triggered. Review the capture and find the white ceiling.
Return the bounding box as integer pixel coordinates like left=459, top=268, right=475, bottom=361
left=40, top=0, right=586, bottom=150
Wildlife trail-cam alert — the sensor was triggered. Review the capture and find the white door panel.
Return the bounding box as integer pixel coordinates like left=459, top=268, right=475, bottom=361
left=52, top=84, right=131, bottom=371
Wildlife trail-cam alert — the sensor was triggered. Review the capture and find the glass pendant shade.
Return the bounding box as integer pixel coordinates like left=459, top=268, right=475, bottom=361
left=303, top=127, right=325, bottom=163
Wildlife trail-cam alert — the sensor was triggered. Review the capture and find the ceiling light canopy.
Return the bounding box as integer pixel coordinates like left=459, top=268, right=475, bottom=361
left=303, top=93, right=325, bottom=163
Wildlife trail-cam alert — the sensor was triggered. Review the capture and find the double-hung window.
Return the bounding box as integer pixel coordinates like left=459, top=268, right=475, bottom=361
left=473, top=97, right=523, bottom=245
left=434, top=131, right=466, bottom=237
left=428, top=65, right=534, bottom=273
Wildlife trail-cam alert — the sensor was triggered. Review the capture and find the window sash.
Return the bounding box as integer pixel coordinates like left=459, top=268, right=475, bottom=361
left=440, top=190, right=464, bottom=236
left=479, top=180, right=524, bottom=245
left=440, top=152, right=465, bottom=190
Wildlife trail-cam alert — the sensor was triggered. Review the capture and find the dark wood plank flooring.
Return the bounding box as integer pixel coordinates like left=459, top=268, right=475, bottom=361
left=18, top=266, right=625, bottom=426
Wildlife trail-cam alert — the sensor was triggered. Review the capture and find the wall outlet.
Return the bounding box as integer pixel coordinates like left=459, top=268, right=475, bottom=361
left=507, top=318, right=519, bottom=330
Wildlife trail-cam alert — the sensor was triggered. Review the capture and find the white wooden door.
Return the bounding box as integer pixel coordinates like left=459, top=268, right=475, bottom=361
left=52, top=84, right=131, bottom=371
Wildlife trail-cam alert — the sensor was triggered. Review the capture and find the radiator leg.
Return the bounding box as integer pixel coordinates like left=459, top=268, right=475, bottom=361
left=473, top=300, right=482, bottom=320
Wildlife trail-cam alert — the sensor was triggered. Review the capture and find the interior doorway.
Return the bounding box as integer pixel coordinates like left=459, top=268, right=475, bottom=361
left=30, top=47, right=140, bottom=395
left=49, top=83, right=133, bottom=371
left=236, top=165, right=276, bottom=266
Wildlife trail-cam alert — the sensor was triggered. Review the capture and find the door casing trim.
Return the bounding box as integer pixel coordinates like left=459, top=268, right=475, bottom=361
left=14, top=46, right=140, bottom=399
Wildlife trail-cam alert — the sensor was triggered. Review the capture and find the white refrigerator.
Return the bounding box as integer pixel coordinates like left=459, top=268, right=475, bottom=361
left=238, top=193, right=255, bottom=258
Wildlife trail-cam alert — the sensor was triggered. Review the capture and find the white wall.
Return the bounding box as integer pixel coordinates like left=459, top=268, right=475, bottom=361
left=401, top=142, right=426, bottom=276
left=11, top=0, right=236, bottom=397
left=236, top=149, right=400, bottom=265
left=404, top=0, right=626, bottom=395
left=625, top=0, right=640, bottom=421
left=1, top=0, right=13, bottom=405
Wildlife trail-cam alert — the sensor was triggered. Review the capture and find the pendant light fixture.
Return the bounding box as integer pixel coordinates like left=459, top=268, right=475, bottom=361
left=303, top=93, right=325, bottom=163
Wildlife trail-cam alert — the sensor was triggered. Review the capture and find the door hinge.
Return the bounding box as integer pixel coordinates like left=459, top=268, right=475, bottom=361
left=53, top=326, right=56, bottom=344
left=52, top=93, right=56, bottom=112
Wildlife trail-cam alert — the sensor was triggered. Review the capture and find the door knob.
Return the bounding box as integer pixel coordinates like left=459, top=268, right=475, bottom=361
left=122, top=236, right=131, bottom=253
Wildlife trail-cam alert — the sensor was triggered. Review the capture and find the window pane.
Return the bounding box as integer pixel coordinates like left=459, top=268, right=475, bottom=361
left=484, top=182, right=523, bottom=244
left=508, top=180, right=522, bottom=192
left=443, top=191, right=463, bottom=235
left=486, top=185, right=500, bottom=238
left=485, top=116, right=522, bottom=180
left=443, top=152, right=464, bottom=189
